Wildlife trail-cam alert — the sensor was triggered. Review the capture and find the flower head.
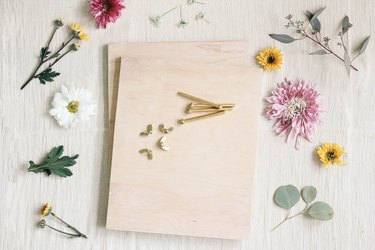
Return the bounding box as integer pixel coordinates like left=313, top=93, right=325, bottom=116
left=256, top=47, right=283, bottom=71
left=177, top=19, right=189, bottom=28
left=70, top=23, right=90, bottom=41
left=265, top=79, right=322, bottom=148
left=54, top=19, right=64, bottom=27
left=71, top=43, right=81, bottom=51
left=89, top=0, right=125, bottom=29
left=149, top=16, right=161, bottom=27
left=317, top=143, right=346, bottom=168
left=39, top=219, right=46, bottom=228
left=49, top=85, right=97, bottom=128
left=40, top=203, right=52, bottom=216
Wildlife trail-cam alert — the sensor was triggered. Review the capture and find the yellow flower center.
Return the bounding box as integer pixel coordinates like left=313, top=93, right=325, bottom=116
left=67, top=100, right=80, bottom=113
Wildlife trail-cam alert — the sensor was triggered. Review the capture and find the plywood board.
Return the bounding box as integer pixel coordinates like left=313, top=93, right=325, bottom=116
left=107, top=41, right=250, bottom=149
left=106, top=58, right=262, bottom=239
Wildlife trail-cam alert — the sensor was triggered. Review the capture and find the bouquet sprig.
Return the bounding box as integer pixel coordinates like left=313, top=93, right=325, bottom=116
left=21, top=20, right=89, bottom=90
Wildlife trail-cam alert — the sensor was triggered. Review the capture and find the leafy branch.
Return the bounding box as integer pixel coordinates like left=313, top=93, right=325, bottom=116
left=272, top=185, right=333, bottom=231
left=21, top=19, right=85, bottom=90
left=27, top=145, right=79, bottom=178
left=269, top=7, right=370, bottom=76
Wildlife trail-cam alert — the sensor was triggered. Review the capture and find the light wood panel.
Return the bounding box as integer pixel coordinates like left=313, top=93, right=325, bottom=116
left=106, top=58, right=262, bottom=239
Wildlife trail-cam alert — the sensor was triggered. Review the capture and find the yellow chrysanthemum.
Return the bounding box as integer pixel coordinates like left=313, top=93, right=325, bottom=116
left=70, top=23, right=89, bottom=41
left=78, top=32, right=89, bottom=41
left=317, top=143, right=346, bottom=168
left=40, top=203, right=52, bottom=216
left=256, top=47, right=283, bottom=72
left=70, top=23, right=82, bottom=33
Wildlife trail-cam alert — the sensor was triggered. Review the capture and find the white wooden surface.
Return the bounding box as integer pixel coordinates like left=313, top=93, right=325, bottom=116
left=1, top=0, right=374, bottom=249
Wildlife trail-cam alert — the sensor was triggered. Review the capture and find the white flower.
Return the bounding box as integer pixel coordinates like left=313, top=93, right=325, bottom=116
left=49, top=85, right=96, bottom=128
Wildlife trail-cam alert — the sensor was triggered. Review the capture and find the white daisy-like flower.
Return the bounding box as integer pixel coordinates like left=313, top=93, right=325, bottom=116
left=49, top=85, right=96, bottom=128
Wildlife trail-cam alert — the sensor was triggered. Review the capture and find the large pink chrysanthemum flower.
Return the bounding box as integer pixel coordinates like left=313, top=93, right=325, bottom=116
left=89, top=0, right=125, bottom=29
left=265, top=79, right=322, bottom=149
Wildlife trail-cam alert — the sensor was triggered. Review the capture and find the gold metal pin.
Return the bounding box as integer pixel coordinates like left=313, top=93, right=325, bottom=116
left=179, top=110, right=226, bottom=124
left=187, top=108, right=233, bottom=113
left=190, top=103, right=236, bottom=109
left=158, top=136, right=170, bottom=151
left=139, top=149, right=153, bottom=160
left=178, top=92, right=222, bottom=109
left=159, top=124, right=174, bottom=134
left=140, top=124, right=153, bottom=136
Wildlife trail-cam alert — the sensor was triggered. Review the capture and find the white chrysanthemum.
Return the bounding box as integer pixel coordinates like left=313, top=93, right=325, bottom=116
left=49, top=85, right=96, bottom=128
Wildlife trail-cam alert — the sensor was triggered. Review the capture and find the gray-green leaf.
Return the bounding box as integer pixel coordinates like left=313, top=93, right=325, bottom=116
left=269, top=34, right=296, bottom=44
left=301, top=186, right=317, bottom=203
left=342, top=16, right=350, bottom=34
left=307, top=202, right=334, bottom=220
left=344, top=51, right=351, bottom=76
left=273, top=185, right=300, bottom=209
left=358, top=36, right=371, bottom=55
left=307, top=6, right=326, bottom=32
left=309, top=49, right=328, bottom=55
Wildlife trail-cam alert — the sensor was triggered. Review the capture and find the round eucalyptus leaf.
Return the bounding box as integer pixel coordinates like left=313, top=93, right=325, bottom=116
left=307, top=202, right=334, bottom=220
left=273, top=185, right=300, bottom=209
left=301, top=186, right=317, bottom=204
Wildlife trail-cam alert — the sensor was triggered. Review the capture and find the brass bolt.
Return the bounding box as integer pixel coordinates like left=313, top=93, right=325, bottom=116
left=179, top=110, right=226, bottom=124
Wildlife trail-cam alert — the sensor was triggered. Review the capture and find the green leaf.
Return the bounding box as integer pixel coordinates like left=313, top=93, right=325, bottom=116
left=309, top=49, right=328, bottom=55
left=40, top=47, right=51, bottom=60
left=273, top=185, right=300, bottom=209
left=37, top=68, right=60, bottom=85
left=307, top=6, right=326, bottom=32
left=269, top=34, right=296, bottom=43
left=307, top=202, right=334, bottom=220
left=358, top=36, right=371, bottom=55
left=342, top=16, right=350, bottom=34
left=27, top=145, right=79, bottom=178
left=301, top=186, right=317, bottom=203
left=344, top=51, right=351, bottom=76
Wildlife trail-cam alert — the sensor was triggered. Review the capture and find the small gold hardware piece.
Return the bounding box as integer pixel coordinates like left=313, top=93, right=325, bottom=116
left=159, top=124, right=174, bottom=134
left=178, top=92, right=221, bottom=109
left=158, top=136, right=170, bottom=151
left=179, top=110, right=226, bottom=124
left=190, top=103, right=236, bottom=109
left=139, top=149, right=153, bottom=160
left=140, top=124, right=153, bottom=136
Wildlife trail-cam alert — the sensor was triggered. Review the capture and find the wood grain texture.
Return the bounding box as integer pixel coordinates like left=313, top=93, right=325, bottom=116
left=1, top=0, right=375, bottom=249
left=106, top=58, right=262, bottom=239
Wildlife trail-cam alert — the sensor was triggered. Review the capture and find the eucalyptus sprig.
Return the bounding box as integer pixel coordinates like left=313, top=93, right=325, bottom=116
left=272, top=185, right=334, bottom=231
left=21, top=19, right=89, bottom=90
left=269, top=7, right=370, bottom=76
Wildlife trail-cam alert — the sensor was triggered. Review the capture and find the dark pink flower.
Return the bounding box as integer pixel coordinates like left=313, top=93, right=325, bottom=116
left=89, top=0, right=125, bottom=29
left=265, top=79, right=322, bottom=149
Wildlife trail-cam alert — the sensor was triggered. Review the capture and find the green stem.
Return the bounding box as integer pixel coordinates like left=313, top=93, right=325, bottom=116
left=161, top=6, right=178, bottom=17
left=271, top=205, right=309, bottom=232
left=271, top=209, right=290, bottom=232
left=46, top=225, right=81, bottom=237
left=45, top=35, right=75, bottom=62
left=46, top=27, right=58, bottom=50
left=51, top=213, right=88, bottom=239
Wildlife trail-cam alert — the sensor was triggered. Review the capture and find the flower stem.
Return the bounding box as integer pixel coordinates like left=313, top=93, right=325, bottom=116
left=46, top=224, right=81, bottom=238
left=20, top=35, right=76, bottom=90
left=51, top=212, right=88, bottom=239
left=271, top=205, right=309, bottom=232
left=161, top=6, right=178, bottom=17
left=46, top=27, right=58, bottom=49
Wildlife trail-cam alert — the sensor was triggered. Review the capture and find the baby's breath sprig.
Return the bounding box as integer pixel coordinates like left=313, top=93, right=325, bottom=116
left=38, top=203, right=87, bottom=239
left=20, top=20, right=89, bottom=90
left=269, top=7, right=370, bottom=76
left=149, top=6, right=179, bottom=28
left=195, top=12, right=210, bottom=23
left=177, top=5, right=189, bottom=28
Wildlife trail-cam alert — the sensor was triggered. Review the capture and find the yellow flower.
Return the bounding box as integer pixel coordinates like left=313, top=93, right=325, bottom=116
left=256, top=47, right=283, bottom=72
left=78, top=32, right=89, bottom=41
left=70, top=23, right=89, bottom=41
left=70, top=23, right=82, bottom=33
left=40, top=203, right=52, bottom=216
left=317, top=143, right=346, bottom=168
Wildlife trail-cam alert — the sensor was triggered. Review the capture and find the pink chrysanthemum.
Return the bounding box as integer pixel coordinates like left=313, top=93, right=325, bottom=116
left=89, top=0, right=125, bottom=29
left=265, top=79, right=322, bottom=149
